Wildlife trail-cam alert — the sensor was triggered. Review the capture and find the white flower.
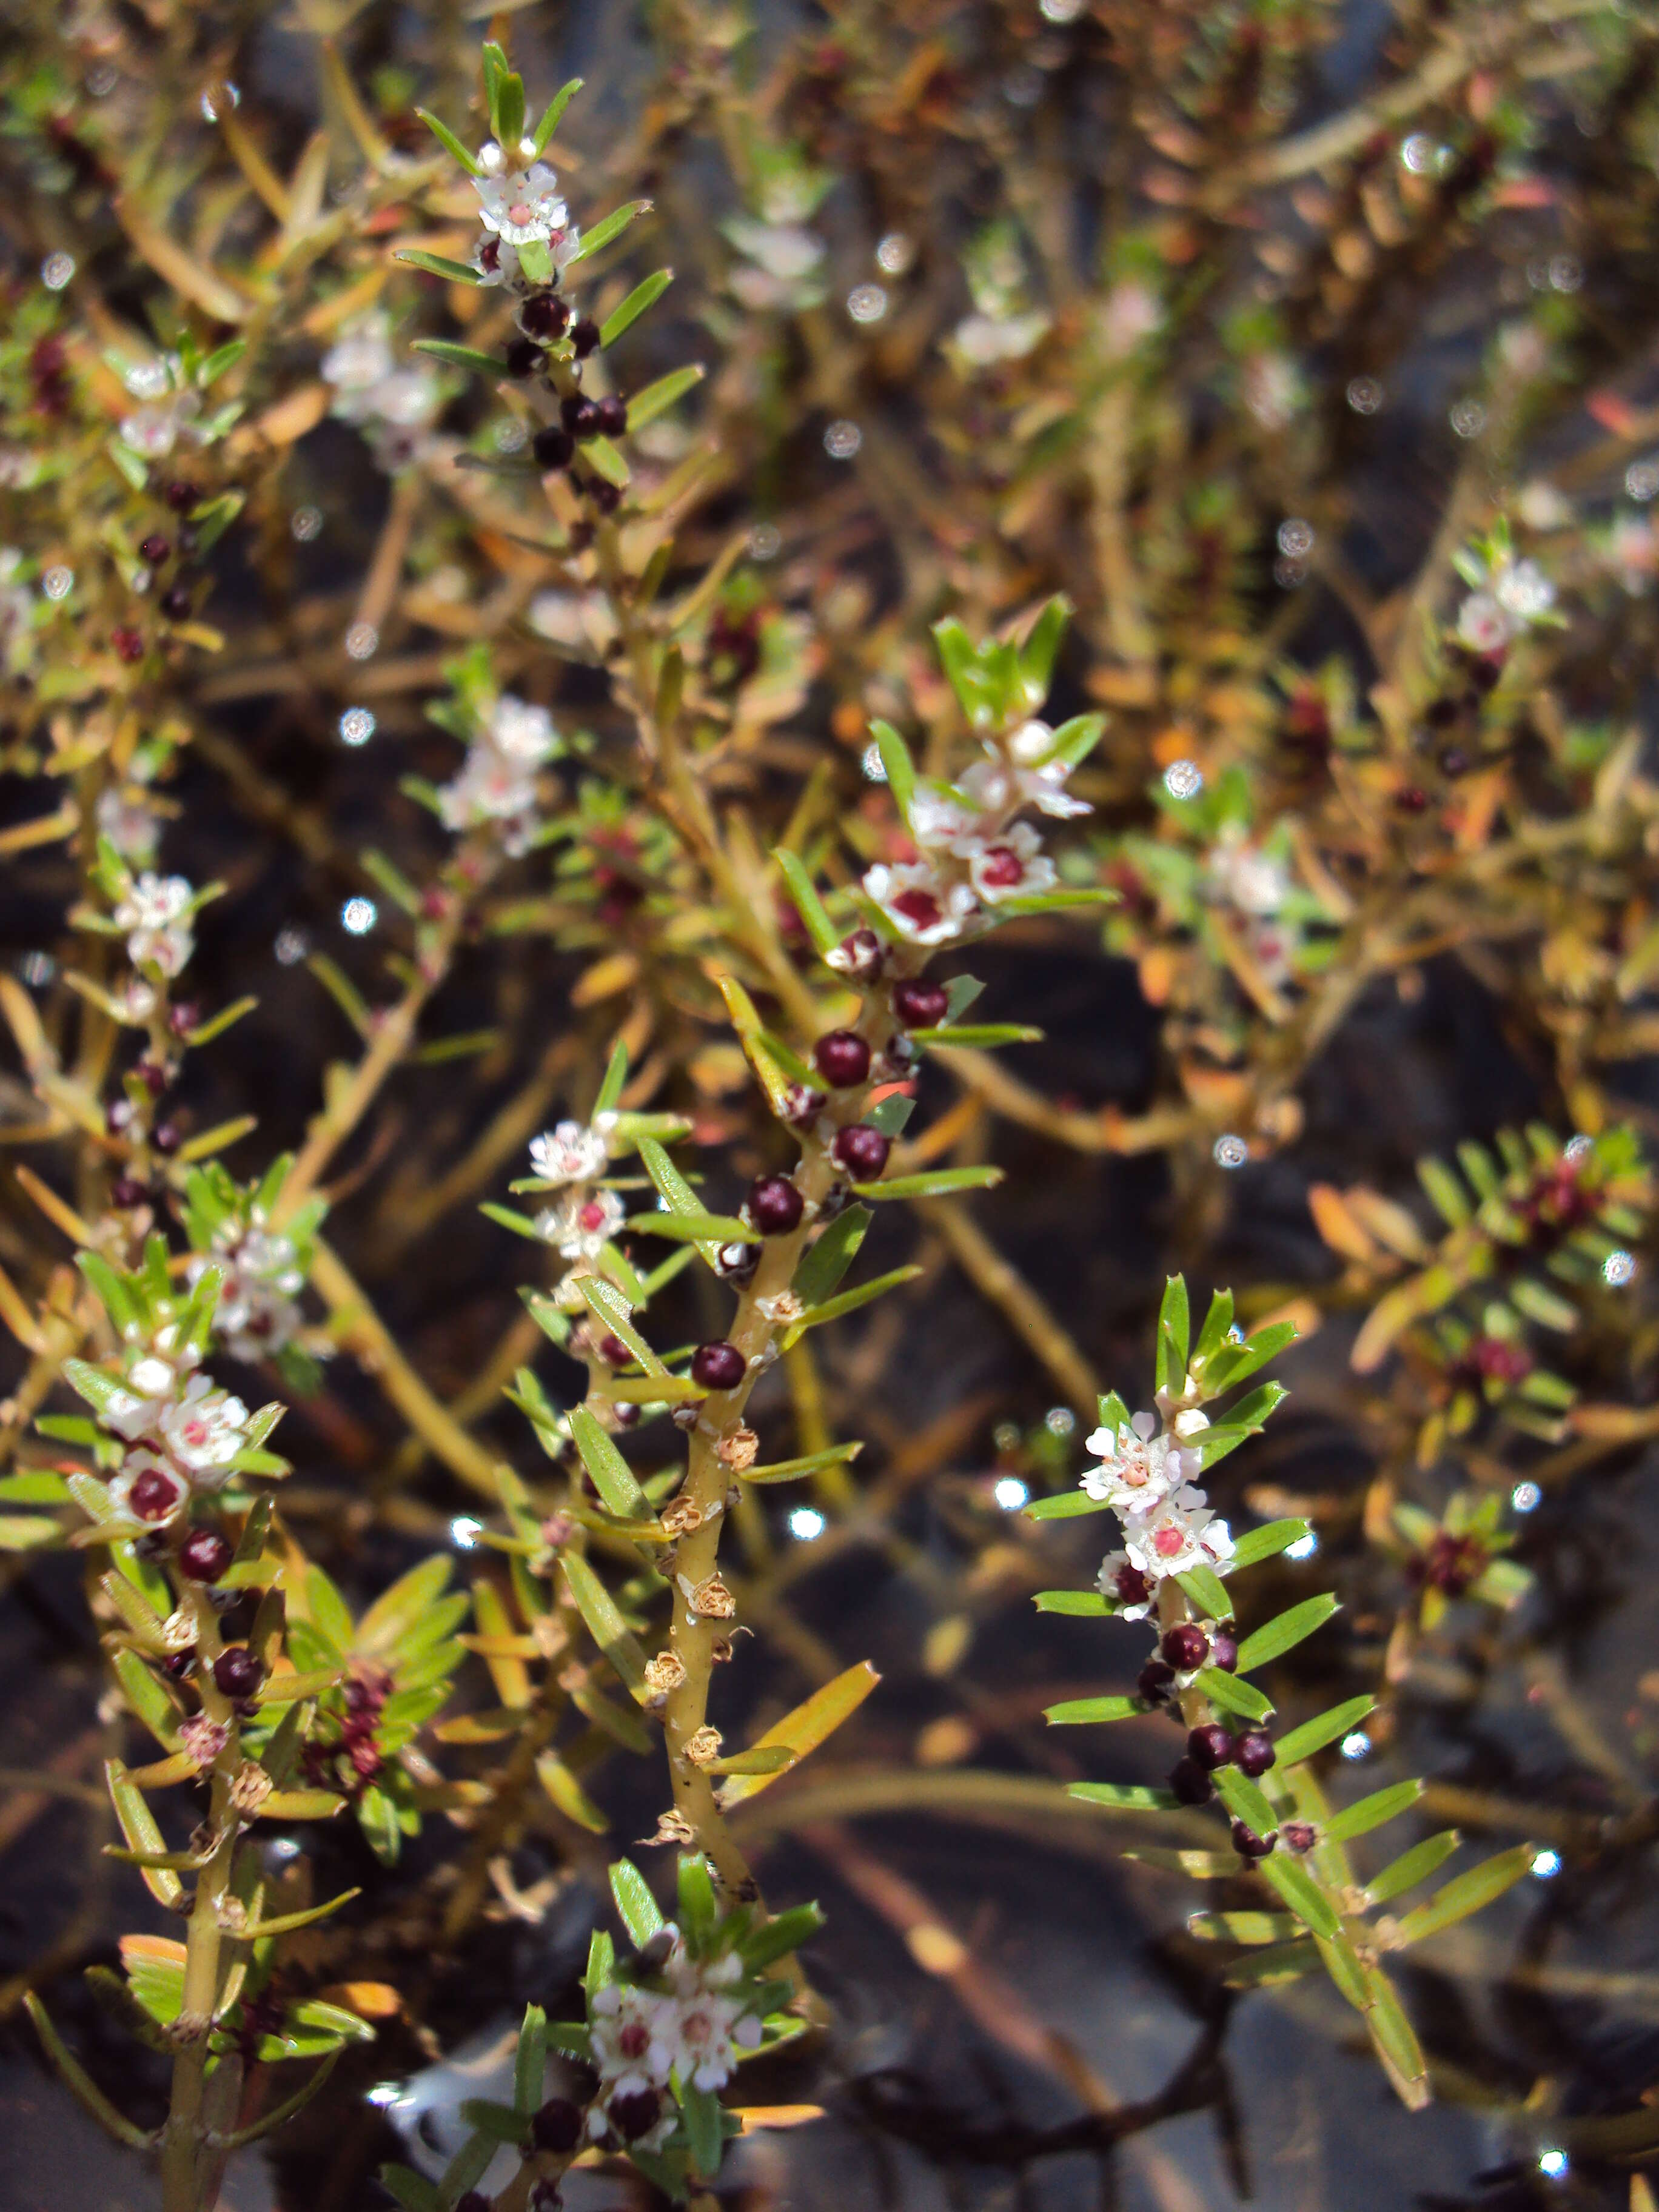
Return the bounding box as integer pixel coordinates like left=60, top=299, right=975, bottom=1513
left=471, top=233, right=521, bottom=288
left=1081, top=1409, right=1193, bottom=1512
left=908, top=780, right=983, bottom=853
left=158, top=1376, right=250, bottom=1480
left=114, top=872, right=194, bottom=977
left=192, top=1224, right=305, bottom=1363
left=965, top=822, right=1056, bottom=905
left=1208, top=831, right=1290, bottom=919
left=438, top=748, right=541, bottom=853
left=321, top=324, right=396, bottom=414
left=537, top=1187, right=626, bottom=1262
left=96, top=786, right=159, bottom=866
left=108, top=1450, right=190, bottom=1527
left=119, top=392, right=201, bottom=459
left=474, top=161, right=567, bottom=248
left=591, top=1982, right=677, bottom=2097
left=960, top=747, right=1091, bottom=823
left=1492, top=557, right=1554, bottom=622
left=659, top=1949, right=763, bottom=2093
left=862, top=861, right=979, bottom=945
left=1456, top=591, right=1513, bottom=654
left=1121, top=1487, right=1235, bottom=1581
left=952, top=310, right=1048, bottom=367
left=1096, top=1550, right=1156, bottom=1621
left=528, top=1119, right=610, bottom=1186
left=1101, top=280, right=1163, bottom=359
left=488, top=694, right=557, bottom=765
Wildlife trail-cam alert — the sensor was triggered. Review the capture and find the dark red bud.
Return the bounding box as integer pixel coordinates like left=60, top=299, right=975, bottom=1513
left=1187, top=1723, right=1235, bottom=1771
left=1207, top=1627, right=1239, bottom=1672
left=529, top=2096, right=584, bottom=2152
left=691, top=1341, right=746, bottom=1391
left=813, top=1029, right=871, bottom=1088
left=519, top=293, right=569, bottom=339
left=162, top=480, right=201, bottom=512
left=1231, top=1819, right=1277, bottom=1860
left=138, top=535, right=170, bottom=565
left=1169, top=1755, right=1214, bottom=1805
left=178, top=1529, right=233, bottom=1583
left=831, top=1124, right=890, bottom=1179
left=1160, top=1623, right=1209, bottom=1672
left=571, top=317, right=601, bottom=357
left=748, top=1174, right=803, bottom=1234
left=129, top=1468, right=182, bottom=1521
left=1234, top=1729, right=1276, bottom=1777
left=891, top=978, right=948, bottom=1028
left=212, top=1646, right=264, bottom=1699
left=532, top=424, right=575, bottom=469
left=1136, top=1660, right=1175, bottom=1703
left=594, top=395, right=628, bottom=438
left=112, top=626, right=146, bottom=663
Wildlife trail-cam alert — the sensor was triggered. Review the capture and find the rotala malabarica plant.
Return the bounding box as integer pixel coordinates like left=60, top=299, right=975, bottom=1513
left=4, top=7, right=1659, bottom=2208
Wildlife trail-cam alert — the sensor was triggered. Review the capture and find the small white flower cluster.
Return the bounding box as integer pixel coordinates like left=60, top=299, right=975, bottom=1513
left=96, top=783, right=161, bottom=868
left=1085, top=1409, right=1234, bottom=1622
left=320, top=313, right=440, bottom=473
left=863, top=719, right=1088, bottom=947
left=1204, top=826, right=1299, bottom=987
left=1456, top=552, right=1555, bottom=654
left=188, top=1221, right=305, bottom=1363
left=438, top=693, right=561, bottom=855
left=589, top=1936, right=763, bottom=2137
left=100, top=1326, right=255, bottom=1530
left=113, top=871, right=195, bottom=979
left=523, top=1114, right=623, bottom=1293
left=118, top=355, right=201, bottom=460
left=469, top=139, right=583, bottom=288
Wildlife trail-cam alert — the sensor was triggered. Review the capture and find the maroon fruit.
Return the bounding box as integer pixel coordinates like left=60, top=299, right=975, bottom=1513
left=691, top=1341, right=746, bottom=1391
left=178, top=1529, right=233, bottom=1583
left=748, top=1174, right=803, bottom=1234
left=1234, top=1729, right=1276, bottom=1777
left=831, top=1124, right=890, bottom=1179
left=891, top=978, right=948, bottom=1028
left=212, top=1646, right=264, bottom=1700
left=1160, top=1623, right=1208, bottom=1673
left=813, top=1029, right=870, bottom=1087
left=1187, top=1723, right=1235, bottom=1771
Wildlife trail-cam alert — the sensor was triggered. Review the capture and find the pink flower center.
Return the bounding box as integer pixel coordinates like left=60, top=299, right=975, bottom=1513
left=1153, top=1524, right=1186, bottom=1558
left=578, top=1200, right=607, bottom=1232
left=508, top=201, right=534, bottom=226
left=978, top=845, right=1024, bottom=888
left=893, top=888, right=942, bottom=927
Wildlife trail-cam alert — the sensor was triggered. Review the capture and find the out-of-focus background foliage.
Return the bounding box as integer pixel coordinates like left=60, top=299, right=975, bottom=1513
left=7, top=0, right=1659, bottom=2205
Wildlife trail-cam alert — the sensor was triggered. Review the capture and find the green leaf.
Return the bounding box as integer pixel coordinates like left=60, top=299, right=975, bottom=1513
left=1033, top=1588, right=1110, bottom=1615
left=853, top=1166, right=1003, bottom=1201
left=1198, top=1667, right=1273, bottom=1721
left=627, top=1209, right=754, bottom=1245
left=303, top=1564, right=355, bottom=1660
left=571, top=1406, right=649, bottom=1518
left=1259, top=1851, right=1341, bottom=1939
left=682, top=2080, right=724, bottom=2180
left=412, top=338, right=508, bottom=377
left=1215, top=1766, right=1276, bottom=1842
left=600, top=269, right=672, bottom=349
left=437, top=2125, right=495, bottom=2207
left=415, top=109, right=482, bottom=175
left=1156, top=1275, right=1190, bottom=1393
left=1025, top=1489, right=1113, bottom=1520
left=112, top=1649, right=181, bottom=1751
left=1228, top=1518, right=1311, bottom=1569
left=1273, top=1696, right=1374, bottom=1768
left=394, top=249, right=484, bottom=286
left=793, top=1205, right=870, bottom=1304
left=1188, top=1909, right=1301, bottom=1945
left=789, top=1264, right=923, bottom=1336
left=1361, top=1965, right=1429, bottom=2108
left=635, top=1137, right=729, bottom=1264
left=514, top=2004, right=548, bottom=2116
left=532, top=76, right=583, bottom=154
left=870, top=719, right=917, bottom=826
left=628, top=362, right=705, bottom=432
left=106, top=1758, right=183, bottom=1908
left=1389, top=1843, right=1534, bottom=1945
left=1175, top=1563, right=1234, bottom=1621
left=568, top=199, right=652, bottom=264
left=610, top=1858, right=665, bottom=1948
left=1418, top=1155, right=1471, bottom=1226
left=584, top=434, right=630, bottom=488
left=1235, top=1594, right=1340, bottom=1672
left=740, top=1900, right=826, bottom=1970
left=24, top=1994, right=154, bottom=2151
left=743, top=1442, right=862, bottom=1484
left=1067, top=1781, right=1181, bottom=1812
left=379, top=2167, right=441, bottom=2212
left=1193, top=1288, right=1236, bottom=1365
left=458, top=2097, right=528, bottom=2146
left=1045, top=1694, right=1144, bottom=1724
left=775, top=848, right=839, bottom=956
left=1016, top=595, right=1070, bottom=706
left=1322, top=1779, right=1424, bottom=1846
left=559, top=1553, right=646, bottom=1697
left=912, top=1024, right=1042, bottom=1050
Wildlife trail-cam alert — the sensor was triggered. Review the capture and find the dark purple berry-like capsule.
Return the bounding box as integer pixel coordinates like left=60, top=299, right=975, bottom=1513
left=110, top=1177, right=149, bottom=1209
left=594, top=395, right=628, bottom=438
left=833, top=928, right=884, bottom=980
left=691, top=1341, right=747, bottom=1392
left=1234, top=1729, right=1276, bottom=1777
left=571, top=317, right=600, bottom=357
left=1161, top=1623, right=1208, bottom=1673
left=139, top=534, right=170, bottom=565
left=608, top=2086, right=661, bottom=2140
left=212, top=1646, right=264, bottom=1700
left=831, top=1124, right=890, bottom=1179
left=161, top=1648, right=197, bottom=1680
left=1207, top=1627, right=1239, bottom=1672
left=153, top=1122, right=181, bottom=1154
left=891, top=977, right=949, bottom=1028
left=129, top=1467, right=184, bottom=1522
left=163, top=480, right=201, bottom=512
left=748, top=1174, right=803, bottom=1234
left=1187, top=1723, right=1235, bottom=1771
left=532, top=424, right=574, bottom=469
left=519, top=293, right=569, bottom=339
left=1136, top=1660, right=1175, bottom=1704
left=1281, top=1820, right=1317, bottom=1852
left=159, top=584, right=193, bottom=620
left=1231, top=1819, right=1276, bottom=1860
left=813, top=1029, right=871, bottom=1088
left=561, top=394, right=602, bottom=438
left=504, top=337, right=544, bottom=377
left=178, top=1529, right=233, bottom=1583
left=589, top=478, right=621, bottom=515
left=529, top=2096, right=584, bottom=2152
left=1169, top=1755, right=1214, bottom=1805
